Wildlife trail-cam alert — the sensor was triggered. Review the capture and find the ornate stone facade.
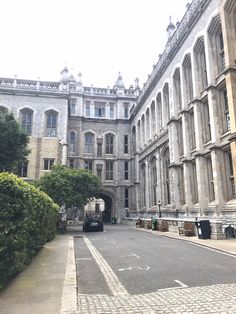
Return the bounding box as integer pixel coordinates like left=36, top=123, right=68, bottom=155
left=0, top=0, right=236, bottom=221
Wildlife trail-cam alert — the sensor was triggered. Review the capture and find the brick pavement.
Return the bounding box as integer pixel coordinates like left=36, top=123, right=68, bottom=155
left=76, top=283, right=236, bottom=313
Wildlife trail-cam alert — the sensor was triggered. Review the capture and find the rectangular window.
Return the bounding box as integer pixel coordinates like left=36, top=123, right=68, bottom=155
left=189, top=110, right=196, bottom=150
left=178, top=119, right=184, bottom=157
left=106, top=135, right=113, bottom=154
left=124, top=135, right=129, bottom=154
left=109, top=104, right=114, bottom=119
left=124, top=188, right=129, bottom=208
left=85, top=160, right=93, bottom=172
left=180, top=166, right=185, bottom=205
left=223, top=89, right=230, bottom=132
left=44, top=158, right=54, bottom=170
left=45, top=112, right=57, bottom=137
left=206, top=157, right=215, bottom=202
left=21, top=111, right=33, bottom=135
left=70, top=99, right=76, bottom=115
left=85, top=104, right=90, bottom=117
left=226, top=151, right=236, bottom=200
left=219, top=32, right=225, bottom=71
left=105, top=161, right=113, bottom=180
left=18, top=161, right=28, bottom=177
left=202, top=100, right=211, bottom=144
left=124, top=103, right=129, bottom=118
left=85, top=134, right=93, bottom=153
left=190, top=161, right=198, bottom=204
left=124, top=161, right=129, bottom=180
left=95, top=103, right=105, bottom=118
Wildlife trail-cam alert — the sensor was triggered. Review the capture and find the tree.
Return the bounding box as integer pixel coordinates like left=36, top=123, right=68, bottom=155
left=35, top=166, right=101, bottom=215
left=0, top=111, right=30, bottom=172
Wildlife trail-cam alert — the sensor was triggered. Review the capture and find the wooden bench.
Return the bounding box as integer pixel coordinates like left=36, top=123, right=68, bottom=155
left=178, top=222, right=195, bottom=236
left=158, top=220, right=169, bottom=232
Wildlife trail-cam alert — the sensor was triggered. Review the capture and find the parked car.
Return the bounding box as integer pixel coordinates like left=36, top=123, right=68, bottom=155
left=83, top=214, right=104, bottom=232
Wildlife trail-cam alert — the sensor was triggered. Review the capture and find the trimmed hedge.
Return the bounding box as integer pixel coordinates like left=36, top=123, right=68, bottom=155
left=0, top=172, right=59, bottom=289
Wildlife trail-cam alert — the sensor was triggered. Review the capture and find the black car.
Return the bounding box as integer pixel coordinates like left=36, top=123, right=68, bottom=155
left=83, top=214, right=104, bottom=232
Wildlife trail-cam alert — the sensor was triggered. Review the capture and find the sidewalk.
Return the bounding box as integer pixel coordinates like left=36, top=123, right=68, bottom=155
left=0, top=233, right=72, bottom=314
left=134, top=227, right=236, bottom=256
left=0, top=225, right=235, bottom=314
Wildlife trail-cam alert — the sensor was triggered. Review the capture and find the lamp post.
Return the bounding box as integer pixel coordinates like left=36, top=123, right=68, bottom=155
left=157, top=200, right=162, bottom=218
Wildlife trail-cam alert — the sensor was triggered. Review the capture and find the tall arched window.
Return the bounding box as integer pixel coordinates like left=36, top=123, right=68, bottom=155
left=69, top=131, right=76, bottom=153
left=163, top=148, right=171, bottom=205
left=45, top=110, right=58, bottom=137
left=20, top=108, right=33, bottom=135
left=151, top=157, right=157, bottom=206
left=84, top=132, right=94, bottom=153
left=106, top=134, right=114, bottom=154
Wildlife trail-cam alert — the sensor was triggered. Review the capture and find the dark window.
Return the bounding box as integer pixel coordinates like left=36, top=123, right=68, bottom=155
left=21, top=110, right=33, bottom=135
left=85, top=134, right=93, bottom=153
left=105, top=161, right=113, bottom=180
left=124, top=188, right=129, bottom=207
left=18, top=161, right=28, bottom=177
left=44, top=158, right=54, bottom=170
left=85, top=160, right=93, bottom=171
left=45, top=111, right=57, bottom=137
left=124, top=161, right=129, bottom=180
left=124, top=135, right=128, bottom=153
left=106, top=135, right=114, bottom=154
left=70, top=99, right=76, bottom=115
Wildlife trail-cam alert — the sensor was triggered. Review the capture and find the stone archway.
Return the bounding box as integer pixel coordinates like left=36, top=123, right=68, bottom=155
left=98, top=192, right=114, bottom=223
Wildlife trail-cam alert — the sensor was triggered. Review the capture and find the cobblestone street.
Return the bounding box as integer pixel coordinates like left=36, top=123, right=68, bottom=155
left=76, top=283, right=236, bottom=314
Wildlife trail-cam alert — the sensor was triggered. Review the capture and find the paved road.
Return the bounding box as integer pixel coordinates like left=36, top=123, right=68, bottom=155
left=73, top=224, right=236, bottom=313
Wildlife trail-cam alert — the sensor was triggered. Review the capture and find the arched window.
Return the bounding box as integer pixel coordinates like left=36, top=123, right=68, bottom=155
left=20, top=108, right=33, bottom=135
left=163, top=148, right=171, bottom=205
left=151, top=157, right=157, bottom=206
left=45, top=110, right=58, bottom=137
left=106, top=134, right=114, bottom=154
left=69, top=131, right=76, bottom=153
left=84, top=132, right=94, bottom=153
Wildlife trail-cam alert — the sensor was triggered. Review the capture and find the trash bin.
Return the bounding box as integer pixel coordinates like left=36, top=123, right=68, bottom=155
left=112, top=217, right=117, bottom=224
left=195, top=220, right=211, bottom=239
left=152, top=218, right=157, bottom=230
left=224, top=225, right=235, bottom=238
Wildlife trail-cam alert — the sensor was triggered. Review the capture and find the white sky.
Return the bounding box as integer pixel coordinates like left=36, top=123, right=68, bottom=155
left=0, top=0, right=188, bottom=88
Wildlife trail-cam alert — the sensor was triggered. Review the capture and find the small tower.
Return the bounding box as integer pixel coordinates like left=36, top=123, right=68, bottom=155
left=60, top=66, right=70, bottom=83
left=113, top=72, right=125, bottom=94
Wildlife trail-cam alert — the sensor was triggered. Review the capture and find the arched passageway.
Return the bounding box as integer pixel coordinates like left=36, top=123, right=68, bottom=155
left=98, top=193, right=114, bottom=223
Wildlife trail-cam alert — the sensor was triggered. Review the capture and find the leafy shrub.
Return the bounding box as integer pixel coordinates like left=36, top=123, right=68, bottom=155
left=0, top=173, right=59, bottom=289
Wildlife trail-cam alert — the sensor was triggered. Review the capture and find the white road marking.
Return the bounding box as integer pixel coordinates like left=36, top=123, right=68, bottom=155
left=99, top=246, right=121, bottom=250
left=120, top=253, right=141, bottom=259
left=174, top=279, right=189, bottom=288
left=90, top=237, right=107, bottom=240
left=76, top=257, right=92, bottom=261
left=118, top=265, right=150, bottom=272
left=83, top=235, right=129, bottom=297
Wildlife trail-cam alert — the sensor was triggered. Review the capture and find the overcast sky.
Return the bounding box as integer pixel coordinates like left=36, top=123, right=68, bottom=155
left=0, top=0, right=189, bottom=88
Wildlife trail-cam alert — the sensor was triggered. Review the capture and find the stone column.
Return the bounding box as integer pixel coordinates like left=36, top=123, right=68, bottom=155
left=211, top=149, right=225, bottom=216
left=61, top=142, right=68, bottom=166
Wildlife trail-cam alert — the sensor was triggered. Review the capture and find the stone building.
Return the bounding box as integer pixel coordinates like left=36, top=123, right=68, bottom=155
left=0, top=0, right=235, bottom=222
left=130, top=0, right=236, bottom=220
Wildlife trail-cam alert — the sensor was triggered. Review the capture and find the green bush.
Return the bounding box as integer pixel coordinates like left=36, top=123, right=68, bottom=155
left=0, top=173, right=59, bottom=289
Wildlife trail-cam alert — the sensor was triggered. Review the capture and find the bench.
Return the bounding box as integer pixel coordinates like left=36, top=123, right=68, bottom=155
left=158, top=220, right=169, bottom=232
left=178, top=222, right=195, bottom=236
